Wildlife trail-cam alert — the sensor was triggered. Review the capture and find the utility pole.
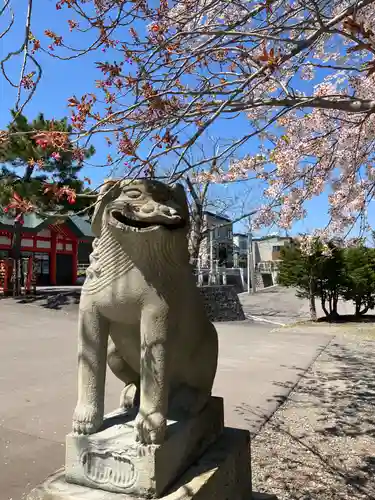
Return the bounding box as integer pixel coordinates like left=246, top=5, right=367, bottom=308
left=247, top=215, right=256, bottom=294
left=209, top=228, right=214, bottom=285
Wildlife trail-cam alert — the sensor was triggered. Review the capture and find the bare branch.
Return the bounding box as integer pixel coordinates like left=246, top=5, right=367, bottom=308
left=15, top=0, right=34, bottom=111
left=227, top=96, right=375, bottom=115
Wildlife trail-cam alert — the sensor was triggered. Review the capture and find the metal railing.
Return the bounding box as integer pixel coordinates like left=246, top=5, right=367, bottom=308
left=256, top=260, right=281, bottom=272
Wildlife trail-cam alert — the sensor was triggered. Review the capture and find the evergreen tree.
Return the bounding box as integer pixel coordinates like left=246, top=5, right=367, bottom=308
left=278, top=241, right=319, bottom=320
left=341, top=246, right=375, bottom=316
left=317, top=242, right=345, bottom=319
left=0, top=110, right=95, bottom=213
left=278, top=239, right=345, bottom=320
left=0, top=110, right=95, bottom=295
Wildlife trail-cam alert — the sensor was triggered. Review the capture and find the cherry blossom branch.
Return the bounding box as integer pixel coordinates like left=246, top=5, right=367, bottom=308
left=3, top=0, right=375, bottom=238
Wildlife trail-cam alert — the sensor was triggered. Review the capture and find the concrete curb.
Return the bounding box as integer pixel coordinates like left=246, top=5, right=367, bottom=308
left=245, top=314, right=286, bottom=327
left=253, top=335, right=335, bottom=437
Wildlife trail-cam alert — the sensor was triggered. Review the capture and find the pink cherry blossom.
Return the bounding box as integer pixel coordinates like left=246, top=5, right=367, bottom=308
left=51, top=151, right=61, bottom=161
left=3, top=0, right=375, bottom=242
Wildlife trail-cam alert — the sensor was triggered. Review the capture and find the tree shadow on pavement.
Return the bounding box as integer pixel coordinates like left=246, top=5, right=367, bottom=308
left=237, top=340, right=375, bottom=499
left=317, top=314, right=375, bottom=324
left=8, top=290, right=81, bottom=310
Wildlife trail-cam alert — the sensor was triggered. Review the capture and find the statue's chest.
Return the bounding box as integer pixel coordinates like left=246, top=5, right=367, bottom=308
left=81, top=236, right=136, bottom=295
left=81, top=259, right=146, bottom=322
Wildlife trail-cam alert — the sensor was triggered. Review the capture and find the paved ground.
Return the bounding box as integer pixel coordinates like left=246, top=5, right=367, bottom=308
left=0, top=299, right=333, bottom=500
left=31, top=284, right=356, bottom=326
left=239, top=286, right=356, bottom=325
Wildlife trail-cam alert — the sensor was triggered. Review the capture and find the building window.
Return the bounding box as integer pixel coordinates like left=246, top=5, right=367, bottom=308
left=218, top=244, right=228, bottom=266
left=273, top=245, right=281, bottom=252
left=34, top=253, right=50, bottom=275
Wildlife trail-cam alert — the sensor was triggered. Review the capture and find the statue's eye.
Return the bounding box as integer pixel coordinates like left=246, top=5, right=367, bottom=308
left=125, top=190, right=142, bottom=199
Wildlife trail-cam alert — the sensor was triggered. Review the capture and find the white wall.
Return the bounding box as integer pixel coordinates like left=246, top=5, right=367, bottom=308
left=253, top=237, right=289, bottom=264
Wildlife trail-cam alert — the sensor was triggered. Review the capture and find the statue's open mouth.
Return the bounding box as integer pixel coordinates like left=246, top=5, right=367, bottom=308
left=111, top=210, right=186, bottom=231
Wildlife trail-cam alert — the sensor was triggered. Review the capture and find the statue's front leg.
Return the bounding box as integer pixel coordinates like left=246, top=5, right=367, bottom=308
left=72, top=307, right=109, bottom=434
left=135, top=304, right=169, bottom=445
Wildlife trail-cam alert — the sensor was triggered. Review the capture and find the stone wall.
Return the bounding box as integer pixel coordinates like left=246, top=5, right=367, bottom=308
left=255, top=271, right=264, bottom=290
left=199, top=285, right=246, bottom=322
left=254, top=272, right=274, bottom=290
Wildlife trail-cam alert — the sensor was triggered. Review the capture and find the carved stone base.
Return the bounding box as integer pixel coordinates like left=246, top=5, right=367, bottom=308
left=65, top=397, right=224, bottom=498
left=27, top=428, right=254, bottom=500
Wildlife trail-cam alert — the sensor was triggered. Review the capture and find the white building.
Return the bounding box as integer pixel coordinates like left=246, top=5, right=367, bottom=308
left=233, top=233, right=293, bottom=286
left=198, top=211, right=233, bottom=268
left=233, top=233, right=248, bottom=268
left=253, top=234, right=293, bottom=266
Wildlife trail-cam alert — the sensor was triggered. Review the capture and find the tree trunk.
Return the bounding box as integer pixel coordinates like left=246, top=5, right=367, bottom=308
left=358, top=296, right=370, bottom=316
left=185, top=176, right=207, bottom=265
left=309, top=294, right=317, bottom=321
left=321, top=296, right=329, bottom=317
left=324, top=292, right=339, bottom=320
left=332, top=293, right=339, bottom=317
left=308, top=277, right=317, bottom=321
left=359, top=305, right=370, bottom=315
left=23, top=164, right=34, bottom=182
left=188, top=199, right=203, bottom=263
left=328, top=296, right=333, bottom=315
left=355, top=299, right=362, bottom=317
left=10, top=218, right=22, bottom=296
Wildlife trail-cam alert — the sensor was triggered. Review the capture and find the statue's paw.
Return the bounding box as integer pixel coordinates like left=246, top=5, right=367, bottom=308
left=72, top=404, right=103, bottom=435
left=120, top=383, right=139, bottom=409
left=134, top=410, right=166, bottom=445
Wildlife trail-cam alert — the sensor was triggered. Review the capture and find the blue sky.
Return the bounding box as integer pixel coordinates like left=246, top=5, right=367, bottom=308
left=0, top=1, right=372, bottom=237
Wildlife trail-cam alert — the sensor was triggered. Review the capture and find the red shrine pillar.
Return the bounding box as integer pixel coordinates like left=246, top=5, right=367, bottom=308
left=50, top=231, right=57, bottom=286
left=72, top=240, right=78, bottom=285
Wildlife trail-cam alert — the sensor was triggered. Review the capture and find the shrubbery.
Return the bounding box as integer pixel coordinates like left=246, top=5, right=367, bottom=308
left=278, top=239, right=375, bottom=320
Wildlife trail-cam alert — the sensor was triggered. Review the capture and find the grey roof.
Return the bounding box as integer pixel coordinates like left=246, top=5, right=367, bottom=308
left=0, top=211, right=94, bottom=239
left=0, top=212, right=46, bottom=229
left=203, top=211, right=232, bottom=222
left=253, top=235, right=292, bottom=242
left=69, top=215, right=94, bottom=238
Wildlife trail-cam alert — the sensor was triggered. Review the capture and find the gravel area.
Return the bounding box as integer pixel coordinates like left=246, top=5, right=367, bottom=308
left=251, top=338, right=375, bottom=499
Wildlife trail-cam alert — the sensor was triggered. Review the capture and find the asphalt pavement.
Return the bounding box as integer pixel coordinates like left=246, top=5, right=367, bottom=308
left=239, top=286, right=356, bottom=325
left=0, top=299, right=333, bottom=500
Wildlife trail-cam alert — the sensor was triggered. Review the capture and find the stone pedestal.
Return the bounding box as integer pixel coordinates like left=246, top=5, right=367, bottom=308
left=65, top=397, right=224, bottom=498
left=27, top=427, right=252, bottom=500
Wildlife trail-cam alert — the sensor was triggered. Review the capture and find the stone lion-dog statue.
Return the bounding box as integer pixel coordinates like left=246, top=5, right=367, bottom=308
left=72, top=178, right=218, bottom=445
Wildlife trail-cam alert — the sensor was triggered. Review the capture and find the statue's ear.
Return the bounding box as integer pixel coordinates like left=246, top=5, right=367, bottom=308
left=91, top=181, right=121, bottom=237
left=173, top=183, right=188, bottom=207
left=172, top=182, right=190, bottom=225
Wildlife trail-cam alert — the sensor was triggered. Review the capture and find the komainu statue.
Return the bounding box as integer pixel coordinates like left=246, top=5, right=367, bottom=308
left=72, top=179, right=218, bottom=446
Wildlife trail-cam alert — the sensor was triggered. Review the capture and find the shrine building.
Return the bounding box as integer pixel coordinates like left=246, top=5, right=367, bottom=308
left=0, top=213, right=94, bottom=286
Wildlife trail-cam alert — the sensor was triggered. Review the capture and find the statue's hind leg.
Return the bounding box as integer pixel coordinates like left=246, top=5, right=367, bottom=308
left=107, top=340, right=140, bottom=409
left=169, top=385, right=210, bottom=418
